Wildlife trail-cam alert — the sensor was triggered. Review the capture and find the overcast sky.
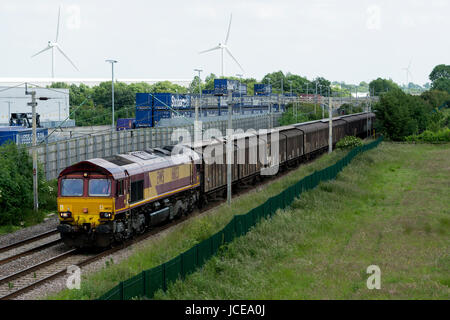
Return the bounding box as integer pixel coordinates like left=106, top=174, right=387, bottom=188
left=1, top=0, right=448, bottom=86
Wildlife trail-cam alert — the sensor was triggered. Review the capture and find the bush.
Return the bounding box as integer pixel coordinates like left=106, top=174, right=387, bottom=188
left=0, top=143, right=57, bottom=226
left=279, top=103, right=327, bottom=126
left=336, top=136, right=363, bottom=149
left=405, top=128, right=450, bottom=143
left=374, top=89, right=430, bottom=141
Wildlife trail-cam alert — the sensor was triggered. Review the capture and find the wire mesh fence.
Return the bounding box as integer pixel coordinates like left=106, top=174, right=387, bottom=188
left=98, top=136, right=383, bottom=300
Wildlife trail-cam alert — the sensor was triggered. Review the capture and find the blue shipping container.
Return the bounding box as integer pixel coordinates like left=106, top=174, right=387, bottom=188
left=136, top=93, right=153, bottom=107
left=0, top=127, right=48, bottom=146
left=135, top=107, right=153, bottom=127
left=116, top=118, right=135, bottom=130
left=254, top=84, right=272, bottom=96
left=214, top=79, right=246, bottom=94
left=153, top=93, right=191, bottom=109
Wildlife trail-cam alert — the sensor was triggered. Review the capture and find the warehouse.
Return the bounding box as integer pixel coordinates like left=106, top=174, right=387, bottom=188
left=0, top=86, right=71, bottom=127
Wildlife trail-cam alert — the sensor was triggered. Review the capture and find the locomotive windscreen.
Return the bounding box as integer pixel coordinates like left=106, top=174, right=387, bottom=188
left=88, top=179, right=111, bottom=196
left=61, top=179, right=83, bottom=197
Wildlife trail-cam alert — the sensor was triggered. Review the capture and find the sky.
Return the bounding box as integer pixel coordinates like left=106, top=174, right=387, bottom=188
left=0, top=0, right=449, bottom=86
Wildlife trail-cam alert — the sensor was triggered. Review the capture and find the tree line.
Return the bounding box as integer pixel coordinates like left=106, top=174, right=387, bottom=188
left=374, top=64, right=450, bottom=141
left=47, top=66, right=449, bottom=129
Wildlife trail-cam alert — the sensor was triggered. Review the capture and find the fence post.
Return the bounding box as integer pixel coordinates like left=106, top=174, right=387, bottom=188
left=85, top=136, right=89, bottom=160
left=66, top=140, right=70, bottom=168
left=45, top=140, right=50, bottom=180
left=119, top=281, right=124, bottom=300
left=75, top=139, right=80, bottom=163
left=56, top=142, right=60, bottom=175
left=102, top=134, right=106, bottom=157
left=110, top=131, right=113, bottom=156
left=137, top=129, right=141, bottom=151
left=93, top=135, right=97, bottom=158
left=144, top=128, right=148, bottom=149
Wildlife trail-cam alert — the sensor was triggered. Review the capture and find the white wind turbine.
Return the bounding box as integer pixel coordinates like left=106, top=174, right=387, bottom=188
left=31, top=5, right=79, bottom=78
left=199, top=14, right=244, bottom=77
left=402, top=59, right=413, bottom=90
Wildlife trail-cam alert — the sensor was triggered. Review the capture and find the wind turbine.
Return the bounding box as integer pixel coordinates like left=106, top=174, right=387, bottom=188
left=402, top=59, right=413, bottom=91
left=199, top=14, right=244, bottom=77
left=31, top=5, right=79, bottom=78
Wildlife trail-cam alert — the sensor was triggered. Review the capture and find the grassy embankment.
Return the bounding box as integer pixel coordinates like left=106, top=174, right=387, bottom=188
left=50, top=142, right=449, bottom=300
left=48, top=146, right=351, bottom=299
left=156, top=142, right=449, bottom=299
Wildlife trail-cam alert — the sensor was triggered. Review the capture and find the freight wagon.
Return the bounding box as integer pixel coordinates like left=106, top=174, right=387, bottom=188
left=0, top=127, right=48, bottom=146
left=56, top=112, right=375, bottom=248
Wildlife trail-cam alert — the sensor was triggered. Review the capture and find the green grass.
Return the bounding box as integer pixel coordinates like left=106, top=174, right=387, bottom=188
left=47, top=147, right=351, bottom=300
left=154, top=142, right=450, bottom=300
left=0, top=211, right=52, bottom=236
left=0, top=225, right=22, bottom=235
left=49, top=142, right=450, bottom=300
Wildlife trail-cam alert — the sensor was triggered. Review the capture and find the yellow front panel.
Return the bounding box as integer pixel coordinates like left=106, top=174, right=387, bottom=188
left=58, top=197, right=114, bottom=227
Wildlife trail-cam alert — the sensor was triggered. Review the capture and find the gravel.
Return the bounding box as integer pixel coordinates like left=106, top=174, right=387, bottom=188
left=14, top=216, right=194, bottom=300
left=0, top=215, right=59, bottom=247
left=0, top=240, right=67, bottom=277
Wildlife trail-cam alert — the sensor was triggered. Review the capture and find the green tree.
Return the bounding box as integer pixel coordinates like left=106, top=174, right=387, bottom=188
left=431, top=78, right=450, bottom=94
left=369, top=78, right=400, bottom=95
left=189, top=76, right=202, bottom=94
left=261, top=71, right=287, bottom=93
left=285, top=73, right=310, bottom=94
left=429, top=64, right=450, bottom=82
left=374, top=88, right=430, bottom=140
left=310, top=77, right=332, bottom=96
left=0, top=143, right=56, bottom=226
left=420, top=90, right=450, bottom=109
left=203, top=73, right=217, bottom=91
left=151, top=81, right=188, bottom=94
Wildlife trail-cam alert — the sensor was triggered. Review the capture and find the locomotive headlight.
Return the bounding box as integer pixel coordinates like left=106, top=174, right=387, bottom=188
left=100, top=212, right=112, bottom=219
left=60, top=212, right=72, bottom=218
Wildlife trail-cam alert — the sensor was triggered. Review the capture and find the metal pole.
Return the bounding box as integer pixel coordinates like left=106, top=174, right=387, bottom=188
left=315, top=82, right=318, bottom=115
left=106, top=60, right=118, bottom=130
left=236, top=74, right=243, bottom=115
left=26, top=86, right=39, bottom=212
left=111, top=63, right=115, bottom=129
left=5, top=101, right=11, bottom=125
left=320, top=85, right=324, bottom=119
left=227, top=90, right=233, bottom=206
left=328, top=96, right=333, bottom=154
left=194, top=69, right=202, bottom=118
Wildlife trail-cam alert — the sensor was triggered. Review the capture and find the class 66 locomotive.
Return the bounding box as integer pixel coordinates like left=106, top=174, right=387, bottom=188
left=57, top=147, right=201, bottom=248
left=57, top=112, right=375, bottom=248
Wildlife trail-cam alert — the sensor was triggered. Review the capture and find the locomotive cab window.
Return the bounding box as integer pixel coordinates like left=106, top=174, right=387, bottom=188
left=130, top=180, right=144, bottom=203
left=89, top=179, right=111, bottom=196
left=61, top=178, right=83, bottom=197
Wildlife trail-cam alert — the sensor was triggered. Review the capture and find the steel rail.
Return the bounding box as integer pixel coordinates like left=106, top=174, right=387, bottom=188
left=0, top=239, right=63, bottom=266
left=0, top=230, right=59, bottom=254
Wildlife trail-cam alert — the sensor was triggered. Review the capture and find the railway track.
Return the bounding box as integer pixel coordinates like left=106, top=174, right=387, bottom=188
left=0, top=230, right=62, bottom=266
left=0, top=213, right=195, bottom=300
left=0, top=146, right=331, bottom=300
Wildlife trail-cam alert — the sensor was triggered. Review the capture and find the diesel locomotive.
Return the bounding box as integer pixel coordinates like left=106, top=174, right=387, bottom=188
left=57, top=112, right=375, bottom=248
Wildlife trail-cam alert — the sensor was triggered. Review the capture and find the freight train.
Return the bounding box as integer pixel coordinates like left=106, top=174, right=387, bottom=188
left=57, top=112, right=375, bottom=248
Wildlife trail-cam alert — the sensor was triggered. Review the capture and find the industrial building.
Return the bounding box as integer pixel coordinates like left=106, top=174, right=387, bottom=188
left=0, top=86, right=71, bottom=127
